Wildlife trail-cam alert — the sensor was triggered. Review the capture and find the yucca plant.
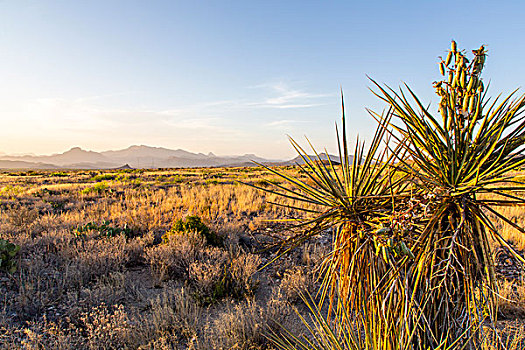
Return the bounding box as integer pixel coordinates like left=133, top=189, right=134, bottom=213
left=257, top=42, right=525, bottom=349
left=258, top=111, right=459, bottom=349
left=371, top=41, right=525, bottom=347
left=249, top=100, right=435, bottom=348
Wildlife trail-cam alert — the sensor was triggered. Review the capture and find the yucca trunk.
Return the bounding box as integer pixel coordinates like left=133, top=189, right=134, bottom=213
left=408, top=200, right=496, bottom=347
left=330, top=222, right=416, bottom=348
left=328, top=224, right=372, bottom=319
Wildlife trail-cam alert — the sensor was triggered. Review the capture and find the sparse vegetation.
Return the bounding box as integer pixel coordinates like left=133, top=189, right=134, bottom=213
left=81, top=181, right=109, bottom=194
left=0, top=166, right=313, bottom=349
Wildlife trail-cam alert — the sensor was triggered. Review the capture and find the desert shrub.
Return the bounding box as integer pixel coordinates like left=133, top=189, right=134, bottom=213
left=2, top=315, right=81, bottom=349
left=81, top=182, right=109, bottom=195
left=13, top=231, right=131, bottom=319
left=6, top=206, right=38, bottom=230
left=44, top=198, right=67, bottom=211
left=65, top=234, right=129, bottom=286
left=279, top=267, right=315, bottom=303
left=140, top=288, right=201, bottom=343
left=163, top=215, right=222, bottom=246
left=169, top=175, right=185, bottom=184
left=73, top=221, right=136, bottom=239
left=91, top=173, right=116, bottom=182
left=0, top=238, right=20, bottom=273
left=78, top=304, right=136, bottom=349
left=146, top=231, right=206, bottom=284
left=189, top=248, right=260, bottom=305
left=201, top=298, right=284, bottom=350
left=50, top=172, right=69, bottom=177
left=33, top=187, right=61, bottom=198
left=205, top=179, right=219, bottom=185
left=0, top=185, right=25, bottom=197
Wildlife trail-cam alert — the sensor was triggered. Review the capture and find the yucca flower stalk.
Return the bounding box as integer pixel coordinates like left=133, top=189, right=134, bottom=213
left=372, top=41, right=525, bottom=348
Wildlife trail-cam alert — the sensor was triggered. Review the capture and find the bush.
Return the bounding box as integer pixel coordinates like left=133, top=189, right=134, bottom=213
left=0, top=238, right=20, bottom=273
left=163, top=216, right=222, bottom=246
left=81, top=182, right=109, bottom=195
left=74, top=221, right=135, bottom=239
left=92, top=173, right=116, bottom=182
left=50, top=172, right=69, bottom=177
left=146, top=231, right=206, bottom=284
left=189, top=248, right=260, bottom=305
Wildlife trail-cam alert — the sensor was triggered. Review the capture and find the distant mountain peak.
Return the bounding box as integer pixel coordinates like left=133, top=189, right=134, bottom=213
left=127, top=145, right=155, bottom=150
left=0, top=144, right=289, bottom=169
left=63, top=147, right=102, bottom=155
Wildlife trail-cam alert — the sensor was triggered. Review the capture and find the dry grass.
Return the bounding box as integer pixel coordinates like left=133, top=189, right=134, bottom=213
left=0, top=167, right=313, bottom=349
left=0, top=167, right=524, bottom=348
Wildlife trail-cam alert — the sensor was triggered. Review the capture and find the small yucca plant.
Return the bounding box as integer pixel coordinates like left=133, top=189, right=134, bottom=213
left=251, top=101, right=428, bottom=348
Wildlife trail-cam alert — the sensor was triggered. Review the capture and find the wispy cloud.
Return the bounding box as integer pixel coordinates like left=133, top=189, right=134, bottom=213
left=26, top=81, right=331, bottom=131
left=248, top=81, right=332, bottom=109
left=266, top=119, right=309, bottom=128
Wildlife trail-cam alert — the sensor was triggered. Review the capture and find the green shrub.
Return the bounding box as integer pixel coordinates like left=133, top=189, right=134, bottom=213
left=163, top=216, right=222, bottom=246
left=92, top=173, right=116, bottom=181
left=74, top=221, right=135, bottom=239
left=50, top=172, right=69, bottom=177
left=0, top=238, right=20, bottom=273
left=81, top=182, right=109, bottom=195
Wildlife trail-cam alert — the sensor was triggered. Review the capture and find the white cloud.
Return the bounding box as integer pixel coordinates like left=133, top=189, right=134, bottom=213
left=266, top=119, right=309, bottom=128
left=247, top=81, right=332, bottom=109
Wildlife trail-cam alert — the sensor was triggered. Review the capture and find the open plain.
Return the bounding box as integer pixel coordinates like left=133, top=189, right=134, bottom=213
left=0, top=166, right=524, bottom=349
left=0, top=166, right=329, bottom=349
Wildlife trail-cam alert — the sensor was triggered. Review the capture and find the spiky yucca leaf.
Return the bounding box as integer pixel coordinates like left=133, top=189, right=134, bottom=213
left=248, top=97, right=413, bottom=318
left=268, top=291, right=475, bottom=350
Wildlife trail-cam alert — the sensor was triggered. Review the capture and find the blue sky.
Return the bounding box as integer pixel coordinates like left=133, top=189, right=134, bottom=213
left=1, top=1, right=525, bottom=158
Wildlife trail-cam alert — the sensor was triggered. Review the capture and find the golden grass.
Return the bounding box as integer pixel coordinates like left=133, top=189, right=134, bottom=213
left=0, top=166, right=524, bottom=348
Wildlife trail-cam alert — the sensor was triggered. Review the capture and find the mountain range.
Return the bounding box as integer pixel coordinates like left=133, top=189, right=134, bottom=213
left=0, top=145, right=342, bottom=169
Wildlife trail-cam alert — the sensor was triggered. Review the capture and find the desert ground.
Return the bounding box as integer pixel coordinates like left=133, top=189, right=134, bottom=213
left=0, top=167, right=524, bottom=349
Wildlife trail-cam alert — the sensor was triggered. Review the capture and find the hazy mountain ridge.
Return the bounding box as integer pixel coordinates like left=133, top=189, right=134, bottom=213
left=0, top=145, right=342, bottom=169
left=0, top=160, right=61, bottom=169
left=285, top=152, right=349, bottom=165
left=0, top=145, right=292, bottom=169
